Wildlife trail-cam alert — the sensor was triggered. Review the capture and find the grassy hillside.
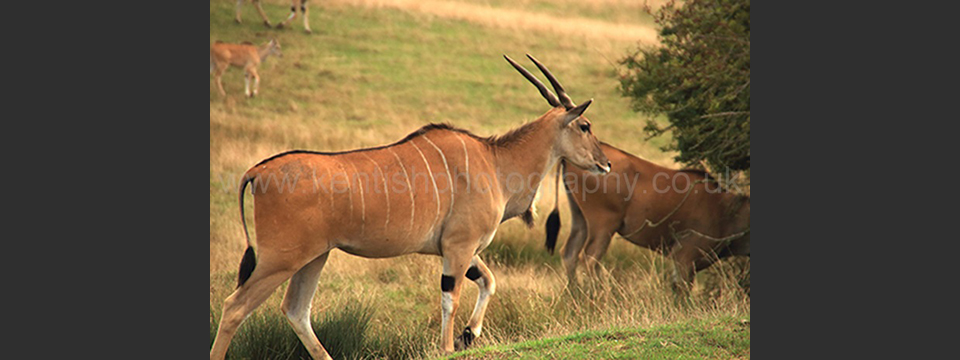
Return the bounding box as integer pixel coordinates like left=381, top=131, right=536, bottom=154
left=210, top=1, right=749, bottom=359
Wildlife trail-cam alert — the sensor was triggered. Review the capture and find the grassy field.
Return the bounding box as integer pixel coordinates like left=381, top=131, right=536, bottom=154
left=442, top=316, right=750, bottom=359
left=211, top=0, right=749, bottom=358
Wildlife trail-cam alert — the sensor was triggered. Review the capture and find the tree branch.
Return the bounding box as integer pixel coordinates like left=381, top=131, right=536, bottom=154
left=697, top=111, right=749, bottom=120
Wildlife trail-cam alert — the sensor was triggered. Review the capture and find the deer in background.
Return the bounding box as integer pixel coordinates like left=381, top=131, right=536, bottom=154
left=236, top=0, right=314, bottom=33
left=210, top=39, right=282, bottom=98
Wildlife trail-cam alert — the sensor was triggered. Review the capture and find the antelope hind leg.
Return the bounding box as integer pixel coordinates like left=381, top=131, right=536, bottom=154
left=210, top=266, right=298, bottom=360
left=280, top=253, right=333, bottom=360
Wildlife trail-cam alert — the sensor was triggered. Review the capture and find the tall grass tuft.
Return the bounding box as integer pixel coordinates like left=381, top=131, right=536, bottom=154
left=315, top=302, right=374, bottom=360
left=211, top=302, right=373, bottom=360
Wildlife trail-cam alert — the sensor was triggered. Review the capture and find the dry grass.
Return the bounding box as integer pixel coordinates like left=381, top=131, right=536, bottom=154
left=332, top=0, right=660, bottom=47
left=210, top=240, right=749, bottom=358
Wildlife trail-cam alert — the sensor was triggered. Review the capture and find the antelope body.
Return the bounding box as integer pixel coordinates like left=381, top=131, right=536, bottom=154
left=546, top=143, right=750, bottom=290
left=210, top=55, right=611, bottom=360
left=236, top=0, right=313, bottom=33
left=210, top=39, right=282, bottom=97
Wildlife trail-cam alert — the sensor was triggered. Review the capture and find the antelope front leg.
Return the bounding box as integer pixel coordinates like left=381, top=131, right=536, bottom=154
left=439, top=251, right=472, bottom=354
left=561, top=221, right=588, bottom=288
left=276, top=1, right=298, bottom=29
left=251, top=69, right=261, bottom=97
left=302, top=1, right=312, bottom=33
left=244, top=66, right=260, bottom=98
left=456, top=256, right=496, bottom=350
left=214, top=66, right=227, bottom=96
left=582, top=230, right=614, bottom=281
left=252, top=0, right=273, bottom=27
left=235, top=0, right=244, bottom=23
left=667, top=243, right=701, bottom=296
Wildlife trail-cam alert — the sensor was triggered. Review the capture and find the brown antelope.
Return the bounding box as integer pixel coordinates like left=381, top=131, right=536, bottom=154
left=236, top=0, right=313, bottom=33
left=209, top=54, right=611, bottom=359
left=210, top=39, right=282, bottom=98
left=544, top=143, right=750, bottom=292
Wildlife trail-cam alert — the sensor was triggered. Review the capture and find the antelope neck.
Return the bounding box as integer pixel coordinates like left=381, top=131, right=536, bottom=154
left=491, top=113, right=561, bottom=215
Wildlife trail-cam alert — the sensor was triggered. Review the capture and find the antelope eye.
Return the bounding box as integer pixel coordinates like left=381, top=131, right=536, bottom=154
left=579, top=123, right=590, bottom=133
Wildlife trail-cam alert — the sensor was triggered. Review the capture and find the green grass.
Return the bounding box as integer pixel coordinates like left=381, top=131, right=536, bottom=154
left=442, top=316, right=750, bottom=359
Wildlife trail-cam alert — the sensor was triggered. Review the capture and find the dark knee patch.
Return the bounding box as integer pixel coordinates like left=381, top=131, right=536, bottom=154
left=301, top=5, right=307, bottom=12
left=291, top=6, right=297, bottom=11
left=465, top=266, right=482, bottom=281
left=521, top=209, right=535, bottom=228
left=441, top=275, right=455, bottom=292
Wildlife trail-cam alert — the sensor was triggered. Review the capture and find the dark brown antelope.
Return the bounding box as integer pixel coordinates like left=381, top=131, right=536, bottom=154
left=209, top=54, right=611, bottom=360
left=544, top=142, right=750, bottom=291
left=236, top=0, right=313, bottom=33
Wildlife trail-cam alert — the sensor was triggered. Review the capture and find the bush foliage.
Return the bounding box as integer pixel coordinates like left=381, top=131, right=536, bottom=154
left=620, top=0, right=750, bottom=171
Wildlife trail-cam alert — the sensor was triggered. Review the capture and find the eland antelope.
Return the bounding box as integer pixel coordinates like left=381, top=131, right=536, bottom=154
left=210, top=39, right=282, bottom=98
left=209, top=54, right=611, bottom=359
left=236, top=0, right=314, bottom=33
left=545, top=143, right=750, bottom=291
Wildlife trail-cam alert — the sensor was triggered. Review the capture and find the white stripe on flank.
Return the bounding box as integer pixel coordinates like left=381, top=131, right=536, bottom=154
left=390, top=149, right=415, bottom=235
left=411, top=141, right=442, bottom=226
left=324, top=164, right=334, bottom=212
left=457, top=135, right=470, bottom=190
left=349, top=162, right=366, bottom=236
left=475, top=142, right=493, bottom=170
left=363, top=153, right=389, bottom=227
left=423, top=135, right=454, bottom=209
left=472, top=144, right=493, bottom=195
left=337, top=160, right=353, bottom=215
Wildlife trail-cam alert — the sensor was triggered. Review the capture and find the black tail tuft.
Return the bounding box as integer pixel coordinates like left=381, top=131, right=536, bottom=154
left=237, top=246, right=257, bottom=288
left=545, top=208, right=561, bottom=254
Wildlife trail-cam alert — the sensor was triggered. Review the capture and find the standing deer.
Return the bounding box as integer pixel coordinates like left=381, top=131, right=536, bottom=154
left=544, top=143, right=750, bottom=292
left=236, top=0, right=313, bottom=33
left=209, top=54, right=611, bottom=360
left=210, top=39, right=282, bottom=98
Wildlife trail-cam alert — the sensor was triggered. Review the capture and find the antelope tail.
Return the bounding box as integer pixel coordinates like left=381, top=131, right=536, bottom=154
left=545, top=160, right=564, bottom=254
left=236, top=173, right=257, bottom=288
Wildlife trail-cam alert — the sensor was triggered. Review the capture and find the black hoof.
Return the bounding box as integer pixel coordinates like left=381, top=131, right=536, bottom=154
left=455, top=327, right=475, bottom=350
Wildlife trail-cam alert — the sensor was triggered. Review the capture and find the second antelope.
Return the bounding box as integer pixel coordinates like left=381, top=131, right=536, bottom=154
left=545, top=143, right=750, bottom=292
left=210, top=39, right=282, bottom=98
left=235, top=0, right=314, bottom=33
left=210, top=54, right=611, bottom=360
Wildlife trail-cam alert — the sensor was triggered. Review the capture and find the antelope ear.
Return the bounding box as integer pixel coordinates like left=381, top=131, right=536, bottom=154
left=562, top=99, right=592, bottom=126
